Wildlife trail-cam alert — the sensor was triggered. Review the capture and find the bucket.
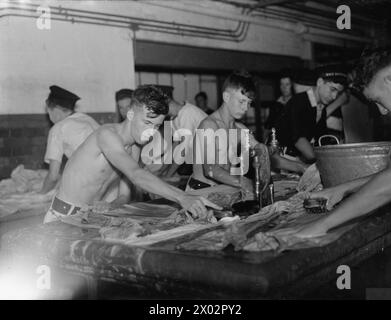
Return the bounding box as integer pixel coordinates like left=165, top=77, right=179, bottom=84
left=314, top=141, right=391, bottom=188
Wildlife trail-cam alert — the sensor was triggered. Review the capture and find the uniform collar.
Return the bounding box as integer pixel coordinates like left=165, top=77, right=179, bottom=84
left=306, top=88, right=318, bottom=108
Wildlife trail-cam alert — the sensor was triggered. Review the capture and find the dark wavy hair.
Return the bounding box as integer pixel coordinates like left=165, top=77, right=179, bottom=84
left=195, top=91, right=208, bottom=100
left=131, top=85, right=169, bottom=117
left=222, top=69, right=255, bottom=99
left=354, top=47, right=391, bottom=89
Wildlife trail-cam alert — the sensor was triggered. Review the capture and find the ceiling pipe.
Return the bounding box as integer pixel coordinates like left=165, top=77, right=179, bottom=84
left=1, top=1, right=373, bottom=45
left=145, top=1, right=373, bottom=43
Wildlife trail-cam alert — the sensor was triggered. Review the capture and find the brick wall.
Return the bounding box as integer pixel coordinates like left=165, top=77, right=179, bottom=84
left=0, top=113, right=116, bottom=180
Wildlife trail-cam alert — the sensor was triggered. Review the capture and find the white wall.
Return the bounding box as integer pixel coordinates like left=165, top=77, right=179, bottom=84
left=0, top=14, right=134, bottom=114
left=0, top=0, right=375, bottom=115
left=136, top=71, right=219, bottom=109
left=49, top=0, right=307, bottom=57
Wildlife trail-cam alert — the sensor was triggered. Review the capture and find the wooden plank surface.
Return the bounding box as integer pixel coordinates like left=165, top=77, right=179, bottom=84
left=2, top=203, right=391, bottom=298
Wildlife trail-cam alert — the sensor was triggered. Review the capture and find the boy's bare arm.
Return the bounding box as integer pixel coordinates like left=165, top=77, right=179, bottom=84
left=198, top=119, right=253, bottom=193
left=40, top=160, right=61, bottom=194
left=97, top=128, right=221, bottom=216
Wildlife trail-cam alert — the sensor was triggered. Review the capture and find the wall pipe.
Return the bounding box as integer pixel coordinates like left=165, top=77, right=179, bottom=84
left=0, top=2, right=372, bottom=45
left=0, top=3, right=251, bottom=42
left=146, top=1, right=374, bottom=43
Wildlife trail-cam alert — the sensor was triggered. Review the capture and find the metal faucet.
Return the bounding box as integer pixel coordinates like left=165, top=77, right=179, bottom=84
left=251, top=144, right=273, bottom=208
left=251, top=148, right=263, bottom=209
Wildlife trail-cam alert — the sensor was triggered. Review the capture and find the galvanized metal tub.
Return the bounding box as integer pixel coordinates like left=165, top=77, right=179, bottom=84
left=314, top=141, right=391, bottom=188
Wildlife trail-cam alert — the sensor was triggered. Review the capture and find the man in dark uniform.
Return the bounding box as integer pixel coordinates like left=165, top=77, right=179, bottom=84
left=274, top=47, right=391, bottom=239
left=276, top=65, right=347, bottom=163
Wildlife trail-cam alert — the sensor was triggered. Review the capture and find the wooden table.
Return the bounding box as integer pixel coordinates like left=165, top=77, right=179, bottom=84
left=2, top=201, right=391, bottom=299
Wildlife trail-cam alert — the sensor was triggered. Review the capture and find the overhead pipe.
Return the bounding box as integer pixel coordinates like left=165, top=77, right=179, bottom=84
left=0, top=2, right=372, bottom=44
left=145, top=1, right=373, bottom=43
left=0, top=3, right=250, bottom=42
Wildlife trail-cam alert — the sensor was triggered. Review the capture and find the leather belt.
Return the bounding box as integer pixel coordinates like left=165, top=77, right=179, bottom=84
left=51, top=196, right=81, bottom=216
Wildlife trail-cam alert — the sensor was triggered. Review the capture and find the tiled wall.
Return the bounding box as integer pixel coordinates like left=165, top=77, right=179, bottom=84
left=0, top=113, right=116, bottom=180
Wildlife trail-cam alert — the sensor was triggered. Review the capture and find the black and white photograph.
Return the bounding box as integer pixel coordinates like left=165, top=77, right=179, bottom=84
left=1, top=0, right=391, bottom=305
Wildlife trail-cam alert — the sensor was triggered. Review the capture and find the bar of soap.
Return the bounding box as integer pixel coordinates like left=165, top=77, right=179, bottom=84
left=220, top=216, right=240, bottom=225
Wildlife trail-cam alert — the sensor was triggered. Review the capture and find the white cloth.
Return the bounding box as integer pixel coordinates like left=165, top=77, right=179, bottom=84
left=172, top=102, right=208, bottom=164
left=0, top=165, right=54, bottom=218
left=44, top=112, right=99, bottom=163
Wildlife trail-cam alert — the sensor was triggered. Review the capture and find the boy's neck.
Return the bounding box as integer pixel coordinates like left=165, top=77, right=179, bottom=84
left=118, top=120, right=136, bottom=145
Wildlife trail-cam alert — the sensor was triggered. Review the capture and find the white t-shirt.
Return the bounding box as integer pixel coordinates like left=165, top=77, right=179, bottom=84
left=172, top=102, right=208, bottom=164
left=44, top=112, right=100, bottom=163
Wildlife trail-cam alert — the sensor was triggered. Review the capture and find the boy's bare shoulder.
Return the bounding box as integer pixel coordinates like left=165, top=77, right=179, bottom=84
left=198, top=116, right=219, bottom=130
left=234, top=121, right=248, bottom=130
left=95, top=124, right=122, bottom=144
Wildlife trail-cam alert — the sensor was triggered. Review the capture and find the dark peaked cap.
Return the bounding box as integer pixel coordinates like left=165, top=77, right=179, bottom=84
left=292, top=68, right=317, bottom=86
left=115, top=88, right=134, bottom=101
left=315, top=64, right=348, bottom=84
left=48, top=85, right=80, bottom=109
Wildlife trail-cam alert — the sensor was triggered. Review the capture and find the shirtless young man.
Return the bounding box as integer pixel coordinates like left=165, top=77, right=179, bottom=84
left=188, top=70, right=306, bottom=195
left=189, top=70, right=258, bottom=195
left=279, top=48, right=391, bottom=238
left=44, top=85, right=220, bottom=224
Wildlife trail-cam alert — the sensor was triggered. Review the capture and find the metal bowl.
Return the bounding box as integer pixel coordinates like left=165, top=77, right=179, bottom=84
left=314, top=141, right=391, bottom=188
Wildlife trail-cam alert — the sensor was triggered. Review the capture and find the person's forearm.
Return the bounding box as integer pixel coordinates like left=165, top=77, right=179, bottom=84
left=204, top=164, right=241, bottom=188
left=110, top=194, right=129, bottom=208
left=326, top=100, right=342, bottom=117
left=165, top=163, right=180, bottom=177
left=319, top=169, right=391, bottom=232
left=335, top=175, right=373, bottom=197
left=326, top=92, right=348, bottom=117
left=128, top=168, right=185, bottom=203
left=40, top=173, right=58, bottom=194
left=270, top=153, right=307, bottom=174
left=153, top=163, right=171, bottom=176
left=295, top=137, right=315, bottom=161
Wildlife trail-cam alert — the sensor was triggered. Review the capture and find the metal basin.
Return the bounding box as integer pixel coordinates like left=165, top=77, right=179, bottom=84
left=314, top=141, right=391, bottom=188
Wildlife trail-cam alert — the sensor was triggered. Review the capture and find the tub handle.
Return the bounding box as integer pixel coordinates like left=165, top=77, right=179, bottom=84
left=318, top=135, right=340, bottom=146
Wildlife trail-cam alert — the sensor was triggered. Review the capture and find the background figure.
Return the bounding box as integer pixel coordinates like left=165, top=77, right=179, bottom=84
left=275, top=65, right=347, bottom=163
left=265, top=71, right=293, bottom=135
left=115, top=88, right=133, bottom=122
left=277, top=73, right=293, bottom=105
left=40, top=85, right=99, bottom=194
left=342, top=87, right=375, bottom=143
left=195, top=91, right=213, bottom=114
